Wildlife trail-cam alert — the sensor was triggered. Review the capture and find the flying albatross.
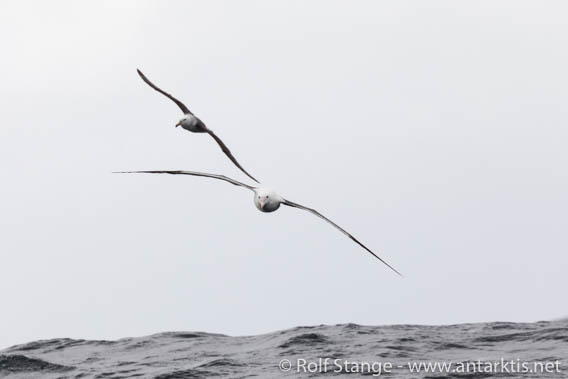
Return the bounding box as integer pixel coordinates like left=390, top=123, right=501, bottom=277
left=136, top=69, right=259, bottom=183
left=115, top=170, right=402, bottom=276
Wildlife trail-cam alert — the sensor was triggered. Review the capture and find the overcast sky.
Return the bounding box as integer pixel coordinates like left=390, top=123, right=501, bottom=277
left=1, top=0, right=567, bottom=349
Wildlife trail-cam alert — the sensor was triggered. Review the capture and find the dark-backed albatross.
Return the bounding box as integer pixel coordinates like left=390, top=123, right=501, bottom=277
left=115, top=169, right=402, bottom=276
left=136, top=69, right=259, bottom=183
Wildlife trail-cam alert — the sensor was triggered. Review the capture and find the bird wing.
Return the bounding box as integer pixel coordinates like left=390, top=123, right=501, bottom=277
left=137, top=69, right=193, bottom=115
left=282, top=199, right=402, bottom=276
left=204, top=128, right=260, bottom=184
left=113, top=170, right=256, bottom=191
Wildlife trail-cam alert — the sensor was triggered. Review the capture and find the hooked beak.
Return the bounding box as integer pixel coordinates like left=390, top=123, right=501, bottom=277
left=259, top=199, right=265, bottom=209
left=175, top=121, right=181, bottom=127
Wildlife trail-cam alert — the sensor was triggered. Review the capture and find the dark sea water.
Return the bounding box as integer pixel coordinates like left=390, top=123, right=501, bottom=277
left=1, top=320, right=566, bottom=378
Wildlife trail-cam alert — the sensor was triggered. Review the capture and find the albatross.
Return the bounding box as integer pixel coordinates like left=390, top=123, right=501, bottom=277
left=115, top=169, right=402, bottom=276
left=136, top=69, right=259, bottom=183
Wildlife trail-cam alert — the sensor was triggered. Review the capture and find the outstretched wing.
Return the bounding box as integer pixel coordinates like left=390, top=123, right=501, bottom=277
left=205, top=128, right=260, bottom=184
left=282, top=199, right=402, bottom=276
left=113, top=170, right=256, bottom=191
left=137, top=69, right=193, bottom=115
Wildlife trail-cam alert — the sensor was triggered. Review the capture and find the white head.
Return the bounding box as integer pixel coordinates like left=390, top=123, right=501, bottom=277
left=175, top=116, right=188, bottom=128
left=253, top=188, right=283, bottom=213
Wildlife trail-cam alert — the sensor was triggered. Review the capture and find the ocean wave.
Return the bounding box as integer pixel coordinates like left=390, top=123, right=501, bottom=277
left=1, top=320, right=566, bottom=378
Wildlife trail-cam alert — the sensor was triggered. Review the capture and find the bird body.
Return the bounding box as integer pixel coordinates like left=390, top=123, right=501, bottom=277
left=254, top=188, right=283, bottom=212
left=177, top=114, right=204, bottom=133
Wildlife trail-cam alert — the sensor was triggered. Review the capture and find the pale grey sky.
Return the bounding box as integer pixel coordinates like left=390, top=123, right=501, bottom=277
left=1, top=1, right=567, bottom=349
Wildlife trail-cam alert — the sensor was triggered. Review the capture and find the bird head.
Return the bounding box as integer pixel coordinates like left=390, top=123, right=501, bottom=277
left=254, top=188, right=282, bottom=213
left=258, top=194, right=268, bottom=209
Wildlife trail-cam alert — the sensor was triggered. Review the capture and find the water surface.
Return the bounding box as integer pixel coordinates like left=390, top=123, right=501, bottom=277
left=1, top=320, right=566, bottom=378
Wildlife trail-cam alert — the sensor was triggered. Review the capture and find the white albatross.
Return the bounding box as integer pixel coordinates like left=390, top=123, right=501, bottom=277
left=114, top=170, right=402, bottom=276
left=136, top=69, right=259, bottom=183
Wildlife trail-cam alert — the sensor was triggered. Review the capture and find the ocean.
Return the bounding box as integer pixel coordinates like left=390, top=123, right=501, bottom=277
left=1, top=320, right=566, bottom=378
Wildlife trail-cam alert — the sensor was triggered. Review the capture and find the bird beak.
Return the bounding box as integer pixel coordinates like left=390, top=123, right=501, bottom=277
left=175, top=121, right=181, bottom=127
left=259, top=200, right=265, bottom=209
